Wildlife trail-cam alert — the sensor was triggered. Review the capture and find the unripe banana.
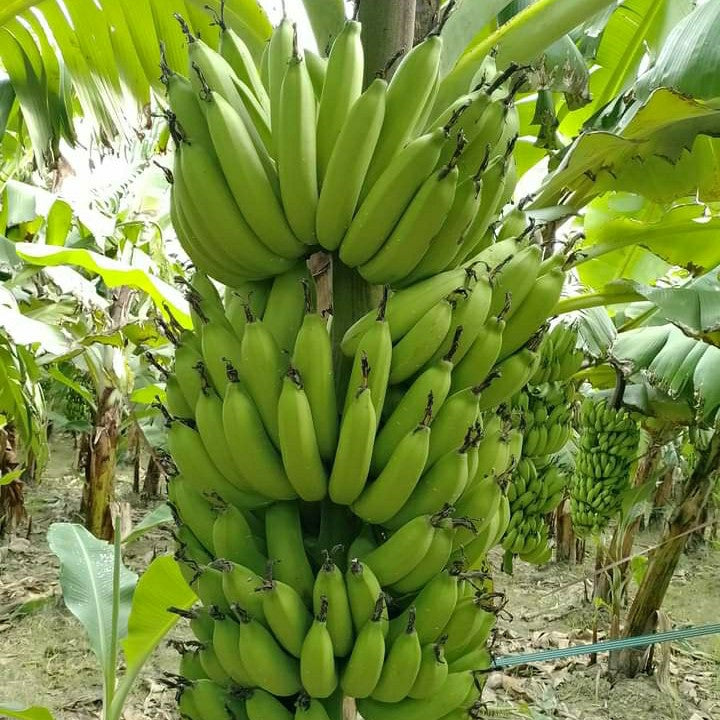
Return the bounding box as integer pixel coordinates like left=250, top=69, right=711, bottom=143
left=236, top=606, right=302, bottom=696
left=341, top=596, right=387, bottom=698
left=265, top=501, right=316, bottom=605
left=360, top=514, right=437, bottom=586
left=392, top=518, right=457, bottom=594
left=329, top=357, right=376, bottom=505
left=212, top=505, right=267, bottom=575
left=316, top=78, right=387, bottom=250
left=313, top=553, right=354, bottom=657
left=390, top=570, right=459, bottom=645
left=216, top=560, right=265, bottom=621
left=409, top=641, right=449, bottom=699
left=268, top=18, right=295, bottom=144
left=346, top=559, right=386, bottom=634
left=339, top=129, right=448, bottom=267
left=278, top=367, right=328, bottom=501
left=278, top=37, right=319, bottom=244
left=246, top=688, right=293, bottom=720
left=353, top=411, right=431, bottom=524
left=219, top=25, right=270, bottom=112
left=208, top=606, right=255, bottom=686
left=361, top=35, right=443, bottom=197
left=168, top=476, right=217, bottom=555
left=342, top=293, right=392, bottom=421
left=201, top=90, right=303, bottom=259
left=200, top=321, right=244, bottom=398
left=300, top=596, right=339, bottom=698
left=372, top=607, right=422, bottom=702
left=258, top=572, right=312, bottom=658
left=222, top=378, right=296, bottom=500
left=359, top=165, right=460, bottom=286
left=487, top=243, right=542, bottom=318
left=357, top=671, right=474, bottom=720
left=262, top=261, right=310, bottom=354
left=476, top=345, right=541, bottom=411
left=316, top=20, right=364, bottom=181
left=389, top=299, right=454, bottom=384
left=180, top=679, right=232, bottom=719
left=174, top=340, right=205, bottom=410
left=292, top=304, right=338, bottom=462
left=295, top=695, right=333, bottom=720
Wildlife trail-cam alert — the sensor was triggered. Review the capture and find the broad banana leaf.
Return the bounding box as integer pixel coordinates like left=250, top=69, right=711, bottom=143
left=0, top=0, right=272, bottom=163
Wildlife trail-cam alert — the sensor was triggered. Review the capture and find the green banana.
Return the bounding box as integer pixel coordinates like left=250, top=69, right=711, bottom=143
left=209, top=607, right=255, bottom=686
left=268, top=17, right=295, bottom=146
left=278, top=367, right=328, bottom=501
left=212, top=505, right=267, bottom=574
left=246, top=688, right=293, bottom=720
left=316, top=78, right=387, bottom=250
left=236, top=606, right=302, bottom=696
left=316, top=20, right=364, bottom=181
left=201, top=90, right=303, bottom=259
left=278, top=36, right=319, bottom=245
left=409, top=641, right=449, bottom=699
left=340, top=596, right=387, bottom=699
left=292, top=302, right=338, bottom=462
left=392, top=518, right=457, bottom=594
left=353, top=410, right=431, bottom=524
left=476, top=344, right=541, bottom=411
left=218, top=25, right=270, bottom=111
left=339, top=129, right=448, bottom=267
left=359, top=165, right=460, bottom=286
left=361, top=35, right=443, bottom=197
left=357, top=671, right=474, bottom=720
left=262, top=262, right=310, bottom=353
left=389, top=299, right=454, bottom=384
left=168, top=475, right=217, bottom=554
left=329, top=357, right=377, bottom=505
left=222, top=378, right=297, bottom=500
left=496, top=267, right=565, bottom=360
left=217, top=560, right=265, bottom=621
left=345, top=559, right=386, bottom=633
left=313, top=553, right=354, bottom=657
left=168, top=420, right=268, bottom=509
left=360, top=514, right=437, bottom=586
left=239, top=307, right=284, bottom=445
left=342, top=292, right=392, bottom=421
left=265, top=501, right=316, bottom=605
left=300, top=596, right=339, bottom=699
left=371, top=608, right=422, bottom=702
left=258, top=571, right=313, bottom=658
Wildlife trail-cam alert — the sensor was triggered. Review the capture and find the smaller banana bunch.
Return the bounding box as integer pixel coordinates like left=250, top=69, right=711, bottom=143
left=510, top=383, right=574, bottom=459
left=165, top=12, right=524, bottom=288
left=501, top=458, right=563, bottom=564
left=570, top=398, right=640, bottom=536
left=530, top=323, right=584, bottom=384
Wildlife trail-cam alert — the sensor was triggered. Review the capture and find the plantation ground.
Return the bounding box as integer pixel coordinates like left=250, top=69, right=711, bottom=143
left=0, top=436, right=719, bottom=720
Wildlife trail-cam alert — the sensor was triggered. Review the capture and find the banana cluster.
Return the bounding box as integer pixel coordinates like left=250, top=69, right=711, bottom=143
left=161, top=10, right=571, bottom=718
left=166, top=15, right=523, bottom=288
left=570, top=398, right=640, bottom=536
left=530, top=324, right=584, bottom=384
left=163, top=258, right=559, bottom=718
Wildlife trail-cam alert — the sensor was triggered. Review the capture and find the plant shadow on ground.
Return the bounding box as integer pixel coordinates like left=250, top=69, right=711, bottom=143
left=1, top=436, right=719, bottom=719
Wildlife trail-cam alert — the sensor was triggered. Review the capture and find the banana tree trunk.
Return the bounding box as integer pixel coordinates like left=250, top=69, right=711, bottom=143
left=611, top=431, right=720, bottom=676
left=0, top=425, right=24, bottom=536
left=342, top=7, right=417, bottom=719
left=594, top=440, right=664, bottom=603
left=142, top=455, right=163, bottom=499
left=81, top=386, right=121, bottom=540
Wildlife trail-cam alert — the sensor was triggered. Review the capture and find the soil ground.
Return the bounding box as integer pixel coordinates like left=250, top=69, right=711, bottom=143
left=1, top=436, right=719, bottom=719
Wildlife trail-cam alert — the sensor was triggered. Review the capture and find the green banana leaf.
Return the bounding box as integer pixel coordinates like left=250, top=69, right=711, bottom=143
left=559, top=0, right=692, bottom=136
left=122, top=504, right=174, bottom=545
left=0, top=705, right=55, bottom=720
left=108, top=556, right=196, bottom=718
left=532, top=89, right=720, bottom=209
left=15, top=243, right=192, bottom=329
left=47, top=523, right=138, bottom=706
left=0, top=0, right=271, bottom=162
left=636, top=0, right=720, bottom=105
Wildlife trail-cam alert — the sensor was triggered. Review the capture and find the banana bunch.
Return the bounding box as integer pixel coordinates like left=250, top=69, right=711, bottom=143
left=161, top=8, right=576, bottom=718
left=570, top=398, right=640, bottom=536
left=165, top=12, right=523, bottom=289
left=530, top=323, right=584, bottom=384
left=510, top=383, right=574, bottom=458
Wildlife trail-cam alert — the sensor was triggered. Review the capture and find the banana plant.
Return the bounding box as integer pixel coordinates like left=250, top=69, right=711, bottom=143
left=0, top=522, right=195, bottom=720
